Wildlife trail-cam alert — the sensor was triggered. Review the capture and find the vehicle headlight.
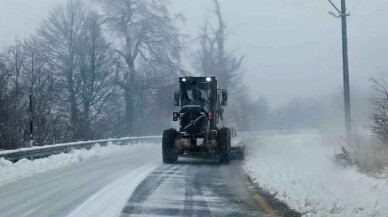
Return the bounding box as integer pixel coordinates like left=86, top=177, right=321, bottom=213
left=206, top=77, right=211, bottom=82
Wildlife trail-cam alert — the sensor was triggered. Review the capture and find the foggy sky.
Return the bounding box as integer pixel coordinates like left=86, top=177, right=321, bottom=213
left=1, top=0, right=388, bottom=107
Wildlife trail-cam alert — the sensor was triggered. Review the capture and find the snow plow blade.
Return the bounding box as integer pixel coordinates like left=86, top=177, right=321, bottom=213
left=231, top=146, right=245, bottom=160
left=230, top=128, right=244, bottom=160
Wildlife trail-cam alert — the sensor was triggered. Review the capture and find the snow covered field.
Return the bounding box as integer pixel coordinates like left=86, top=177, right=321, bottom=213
left=244, top=132, right=388, bottom=217
left=0, top=142, right=152, bottom=186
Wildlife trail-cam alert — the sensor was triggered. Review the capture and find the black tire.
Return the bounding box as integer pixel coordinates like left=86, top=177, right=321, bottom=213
left=218, top=128, right=231, bottom=164
left=162, top=128, right=178, bottom=164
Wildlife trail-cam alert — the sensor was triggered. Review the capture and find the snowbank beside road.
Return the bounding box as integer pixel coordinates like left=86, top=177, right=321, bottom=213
left=0, top=142, right=153, bottom=186
left=66, top=163, right=158, bottom=217
left=244, top=132, right=388, bottom=217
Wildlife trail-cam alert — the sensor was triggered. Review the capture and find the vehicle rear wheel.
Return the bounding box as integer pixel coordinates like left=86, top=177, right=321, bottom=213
left=218, top=128, right=231, bottom=164
left=162, top=129, right=178, bottom=164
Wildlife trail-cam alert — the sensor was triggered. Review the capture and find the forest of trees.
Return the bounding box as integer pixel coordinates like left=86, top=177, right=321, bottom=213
left=0, top=0, right=257, bottom=150
left=1, top=0, right=383, bottom=150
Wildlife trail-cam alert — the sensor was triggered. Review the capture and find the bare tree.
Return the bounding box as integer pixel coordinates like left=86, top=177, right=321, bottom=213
left=370, top=74, right=388, bottom=144
left=0, top=0, right=124, bottom=148
left=74, top=10, right=116, bottom=139
left=195, top=0, right=244, bottom=90
left=20, top=37, right=76, bottom=145
left=0, top=41, right=29, bottom=149
left=36, top=0, right=116, bottom=140
left=0, top=52, right=13, bottom=149
left=194, top=0, right=248, bottom=129
left=98, top=0, right=183, bottom=135
left=36, top=0, right=86, bottom=140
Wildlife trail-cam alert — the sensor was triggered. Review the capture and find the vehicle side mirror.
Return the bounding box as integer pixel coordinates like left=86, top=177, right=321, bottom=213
left=221, top=90, right=228, bottom=106
left=174, top=91, right=180, bottom=106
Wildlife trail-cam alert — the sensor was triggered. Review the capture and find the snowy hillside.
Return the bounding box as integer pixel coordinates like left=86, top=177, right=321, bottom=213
left=244, top=132, right=388, bottom=217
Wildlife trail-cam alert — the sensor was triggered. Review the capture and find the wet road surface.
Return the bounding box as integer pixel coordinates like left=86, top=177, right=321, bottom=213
left=121, top=158, right=268, bottom=217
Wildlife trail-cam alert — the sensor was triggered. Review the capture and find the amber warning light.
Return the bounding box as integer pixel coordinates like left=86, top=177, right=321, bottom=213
left=208, top=112, right=213, bottom=119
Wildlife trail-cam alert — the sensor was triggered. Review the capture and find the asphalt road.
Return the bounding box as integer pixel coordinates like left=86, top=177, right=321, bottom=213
left=0, top=143, right=271, bottom=217
left=121, top=158, right=267, bottom=217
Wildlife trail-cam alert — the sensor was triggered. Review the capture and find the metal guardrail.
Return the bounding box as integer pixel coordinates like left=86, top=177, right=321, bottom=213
left=0, top=131, right=274, bottom=162
left=0, top=136, right=162, bottom=162
left=0, top=129, right=332, bottom=162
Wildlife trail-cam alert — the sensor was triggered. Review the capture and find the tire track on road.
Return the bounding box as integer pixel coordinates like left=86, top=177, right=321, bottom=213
left=120, top=158, right=279, bottom=217
left=120, top=164, right=180, bottom=216
left=183, top=164, right=211, bottom=217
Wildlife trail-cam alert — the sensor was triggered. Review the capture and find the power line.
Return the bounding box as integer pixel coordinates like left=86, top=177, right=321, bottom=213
left=349, top=0, right=363, bottom=13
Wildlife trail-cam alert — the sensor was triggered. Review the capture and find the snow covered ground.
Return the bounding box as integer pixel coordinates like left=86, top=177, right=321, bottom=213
left=0, top=142, right=152, bottom=186
left=0, top=141, right=161, bottom=217
left=244, top=132, right=388, bottom=217
left=67, top=162, right=158, bottom=217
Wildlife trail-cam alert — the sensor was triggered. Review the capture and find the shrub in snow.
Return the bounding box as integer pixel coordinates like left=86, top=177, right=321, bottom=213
left=370, top=75, right=388, bottom=145
left=334, top=132, right=388, bottom=178
left=335, top=146, right=357, bottom=168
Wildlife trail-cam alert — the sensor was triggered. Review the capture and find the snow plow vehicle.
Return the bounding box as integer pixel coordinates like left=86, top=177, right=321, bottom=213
left=162, top=76, right=244, bottom=164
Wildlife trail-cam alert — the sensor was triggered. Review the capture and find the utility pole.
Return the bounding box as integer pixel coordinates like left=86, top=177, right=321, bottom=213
left=29, top=93, right=33, bottom=147
left=29, top=52, right=35, bottom=148
left=328, top=0, right=352, bottom=144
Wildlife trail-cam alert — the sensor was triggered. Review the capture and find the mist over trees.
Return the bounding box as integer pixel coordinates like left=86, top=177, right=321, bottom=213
left=193, top=0, right=255, bottom=129
left=370, top=74, right=388, bottom=144
left=0, top=0, right=326, bottom=150
left=98, top=0, right=183, bottom=136
left=0, top=0, right=370, bottom=150
left=0, top=0, right=183, bottom=150
left=194, top=0, right=244, bottom=90
left=35, top=0, right=117, bottom=141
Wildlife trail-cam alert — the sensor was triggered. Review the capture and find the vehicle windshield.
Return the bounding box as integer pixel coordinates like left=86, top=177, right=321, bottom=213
left=181, top=81, right=211, bottom=109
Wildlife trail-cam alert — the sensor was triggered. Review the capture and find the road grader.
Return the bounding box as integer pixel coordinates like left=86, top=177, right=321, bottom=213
left=162, top=76, right=244, bottom=164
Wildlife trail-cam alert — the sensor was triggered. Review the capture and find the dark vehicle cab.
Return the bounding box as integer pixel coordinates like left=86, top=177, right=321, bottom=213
left=174, top=76, right=226, bottom=137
